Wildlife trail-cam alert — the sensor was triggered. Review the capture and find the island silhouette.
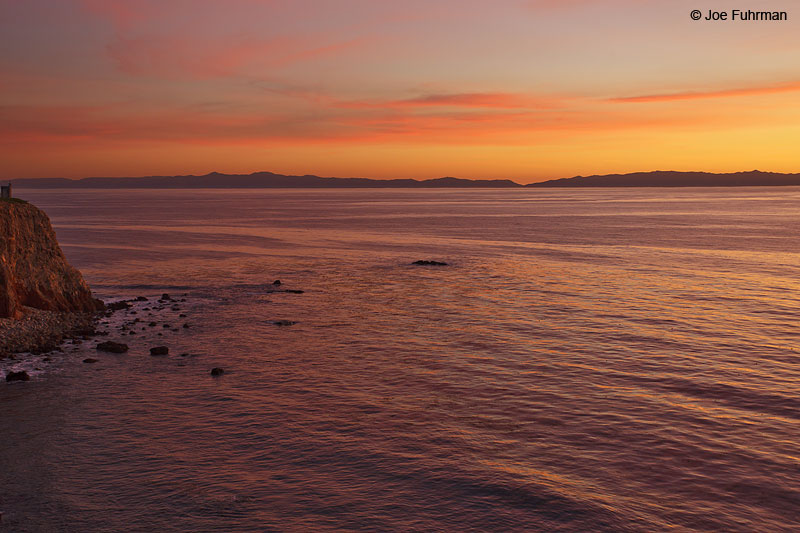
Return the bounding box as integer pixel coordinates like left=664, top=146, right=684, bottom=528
left=10, top=170, right=800, bottom=189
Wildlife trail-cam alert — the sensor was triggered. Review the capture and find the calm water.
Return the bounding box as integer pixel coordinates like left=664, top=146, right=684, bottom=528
left=2, top=188, right=799, bottom=532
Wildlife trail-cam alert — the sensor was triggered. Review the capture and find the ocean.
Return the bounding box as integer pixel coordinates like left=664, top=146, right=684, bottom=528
left=2, top=187, right=799, bottom=532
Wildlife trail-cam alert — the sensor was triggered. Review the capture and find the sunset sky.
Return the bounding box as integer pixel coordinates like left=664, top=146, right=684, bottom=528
left=1, top=0, right=798, bottom=183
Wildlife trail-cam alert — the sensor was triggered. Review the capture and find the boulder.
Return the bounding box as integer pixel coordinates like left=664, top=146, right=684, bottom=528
left=5, top=370, right=30, bottom=382
left=96, top=341, right=129, bottom=353
left=412, top=260, right=448, bottom=266
left=83, top=358, right=99, bottom=364
left=69, top=326, right=97, bottom=337
left=107, top=301, right=131, bottom=311
left=210, top=367, right=224, bottom=376
left=150, top=346, right=169, bottom=356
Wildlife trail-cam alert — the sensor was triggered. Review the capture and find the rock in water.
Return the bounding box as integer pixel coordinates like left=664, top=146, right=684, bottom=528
left=106, top=301, right=131, bottom=312
left=412, top=260, right=448, bottom=266
left=69, top=326, right=97, bottom=337
left=272, top=280, right=281, bottom=285
left=5, top=370, right=30, bottom=382
left=83, top=358, right=99, bottom=364
left=210, top=367, right=224, bottom=376
left=150, top=346, right=169, bottom=356
left=96, top=341, right=129, bottom=353
left=0, top=201, right=104, bottom=318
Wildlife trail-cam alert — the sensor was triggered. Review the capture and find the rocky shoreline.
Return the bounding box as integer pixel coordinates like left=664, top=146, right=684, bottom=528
left=2, top=291, right=214, bottom=382
left=1, top=198, right=108, bottom=377
left=0, top=308, right=100, bottom=358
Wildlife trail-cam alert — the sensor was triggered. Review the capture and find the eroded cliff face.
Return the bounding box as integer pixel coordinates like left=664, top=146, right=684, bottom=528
left=0, top=200, right=102, bottom=319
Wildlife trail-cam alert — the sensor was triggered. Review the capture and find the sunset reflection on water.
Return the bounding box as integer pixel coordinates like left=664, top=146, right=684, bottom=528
left=2, top=187, right=799, bottom=532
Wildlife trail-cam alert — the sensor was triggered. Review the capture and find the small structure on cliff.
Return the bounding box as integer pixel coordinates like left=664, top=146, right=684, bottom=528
left=0, top=183, right=10, bottom=199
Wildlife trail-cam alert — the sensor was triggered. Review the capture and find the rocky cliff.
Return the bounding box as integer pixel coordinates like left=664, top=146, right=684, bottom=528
left=0, top=199, right=102, bottom=319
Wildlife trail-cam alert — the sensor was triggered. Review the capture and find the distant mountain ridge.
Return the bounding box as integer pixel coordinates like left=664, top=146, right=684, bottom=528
left=10, top=170, right=800, bottom=188
left=11, top=172, right=518, bottom=189
left=526, top=170, right=800, bottom=187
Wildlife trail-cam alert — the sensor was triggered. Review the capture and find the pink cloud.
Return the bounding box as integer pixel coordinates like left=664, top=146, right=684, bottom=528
left=79, top=0, right=159, bottom=31
left=525, top=0, right=618, bottom=10
left=101, top=32, right=374, bottom=79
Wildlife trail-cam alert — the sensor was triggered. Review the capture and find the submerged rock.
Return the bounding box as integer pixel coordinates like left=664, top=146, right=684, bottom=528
left=273, top=320, right=296, bottom=327
left=210, top=367, right=224, bottom=376
left=69, top=326, right=97, bottom=337
left=272, top=280, right=282, bottom=286
left=412, top=260, right=448, bottom=266
left=83, top=358, right=99, bottom=364
left=107, top=301, right=131, bottom=312
left=96, top=341, right=129, bottom=353
left=5, top=370, right=30, bottom=382
left=150, top=346, right=169, bottom=356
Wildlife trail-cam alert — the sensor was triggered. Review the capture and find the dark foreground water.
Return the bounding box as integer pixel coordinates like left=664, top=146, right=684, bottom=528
left=1, top=188, right=799, bottom=532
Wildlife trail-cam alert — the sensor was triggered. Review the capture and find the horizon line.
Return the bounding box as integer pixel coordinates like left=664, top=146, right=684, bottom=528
left=6, top=168, right=794, bottom=185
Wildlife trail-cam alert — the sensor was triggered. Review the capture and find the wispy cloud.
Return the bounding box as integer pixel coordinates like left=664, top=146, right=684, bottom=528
left=340, top=92, right=563, bottom=110
left=79, top=0, right=160, bottom=31
left=78, top=0, right=373, bottom=79
left=101, top=34, right=373, bottom=80
left=0, top=97, right=712, bottom=148
left=610, top=81, right=800, bottom=103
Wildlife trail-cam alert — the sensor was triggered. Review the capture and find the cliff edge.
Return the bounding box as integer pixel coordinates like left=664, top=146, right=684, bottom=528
left=0, top=199, right=102, bottom=319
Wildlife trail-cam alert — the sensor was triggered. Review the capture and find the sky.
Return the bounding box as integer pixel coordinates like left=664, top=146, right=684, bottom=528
left=1, top=0, right=799, bottom=183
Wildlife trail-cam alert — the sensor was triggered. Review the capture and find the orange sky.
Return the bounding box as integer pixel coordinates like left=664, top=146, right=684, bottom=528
left=1, top=0, right=799, bottom=183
